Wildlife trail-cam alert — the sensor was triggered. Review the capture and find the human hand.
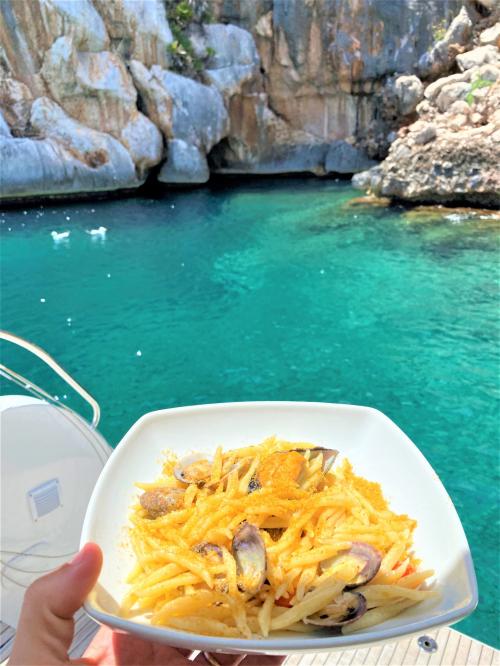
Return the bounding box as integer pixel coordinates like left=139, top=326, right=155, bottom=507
left=9, top=543, right=285, bottom=666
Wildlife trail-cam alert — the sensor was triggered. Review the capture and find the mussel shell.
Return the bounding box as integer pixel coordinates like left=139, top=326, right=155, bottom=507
left=344, top=542, right=382, bottom=588
left=293, top=447, right=339, bottom=473
left=304, top=591, right=367, bottom=626
left=231, top=522, right=267, bottom=595
left=320, top=542, right=382, bottom=588
left=173, top=453, right=212, bottom=485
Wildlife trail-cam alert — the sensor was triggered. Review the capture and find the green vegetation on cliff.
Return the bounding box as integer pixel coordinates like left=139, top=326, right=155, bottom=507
left=165, top=0, right=214, bottom=77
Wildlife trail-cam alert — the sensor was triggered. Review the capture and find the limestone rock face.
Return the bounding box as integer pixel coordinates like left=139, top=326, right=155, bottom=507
left=325, top=140, right=377, bottom=174
left=209, top=0, right=463, bottom=171
left=41, top=36, right=137, bottom=136
left=0, top=97, right=139, bottom=199
left=0, top=78, right=33, bottom=133
left=0, top=0, right=108, bottom=96
left=417, top=6, right=473, bottom=79
left=480, top=23, right=500, bottom=47
left=379, top=133, right=499, bottom=206
left=0, top=110, right=12, bottom=137
left=192, top=23, right=260, bottom=97
left=391, top=76, right=424, bottom=116
left=120, top=112, right=164, bottom=178
left=368, top=61, right=500, bottom=206
left=456, top=45, right=499, bottom=71
left=158, top=139, right=209, bottom=184
left=93, top=0, right=173, bottom=68
left=40, top=0, right=109, bottom=51
left=0, top=0, right=496, bottom=201
left=352, top=165, right=383, bottom=193
left=131, top=61, right=228, bottom=182
left=131, top=62, right=228, bottom=151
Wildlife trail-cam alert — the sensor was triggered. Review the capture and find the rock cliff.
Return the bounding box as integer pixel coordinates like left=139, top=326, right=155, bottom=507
left=0, top=0, right=497, bottom=204
left=353, top=1, right=500, bottom=206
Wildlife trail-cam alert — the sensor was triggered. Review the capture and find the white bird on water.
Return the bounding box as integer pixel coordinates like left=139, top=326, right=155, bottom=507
left=86, top=226, right=107, bottom=238
left=51, top=230, right=70, bottom=241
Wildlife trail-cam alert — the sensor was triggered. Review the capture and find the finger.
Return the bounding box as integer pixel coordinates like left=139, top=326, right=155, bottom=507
left=9, top=543, right=103, bottom=666
left=83, top=625, right=192, bottom=665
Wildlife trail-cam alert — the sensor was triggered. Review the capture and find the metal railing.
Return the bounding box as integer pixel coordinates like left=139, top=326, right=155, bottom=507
left=0, top=330, right=100, bottom=427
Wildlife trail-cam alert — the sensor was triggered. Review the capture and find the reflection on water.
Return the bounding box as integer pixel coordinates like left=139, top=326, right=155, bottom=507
left=1, top=180, right=499, bottom=647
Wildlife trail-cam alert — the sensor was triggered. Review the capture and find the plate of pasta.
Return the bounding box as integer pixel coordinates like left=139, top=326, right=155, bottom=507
left=81, top=402, right=477, bottom=655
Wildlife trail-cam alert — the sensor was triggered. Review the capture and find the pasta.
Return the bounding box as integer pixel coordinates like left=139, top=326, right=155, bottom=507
left=121, top=437, right=436, bottom=637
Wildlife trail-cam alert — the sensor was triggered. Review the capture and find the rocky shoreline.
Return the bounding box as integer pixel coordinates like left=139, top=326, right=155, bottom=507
left=353, top=5, right=500, bottom=208
left=0, top=0, right=499, bottom=206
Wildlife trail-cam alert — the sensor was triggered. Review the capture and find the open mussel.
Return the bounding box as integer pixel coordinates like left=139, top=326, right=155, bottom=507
left=304, top=591, right=367, bottom=626
left=174, top=453, right=213, bottom=486
left=231, top=522, right=267, bottom=595
left=321, top=542, right=382, bottom=588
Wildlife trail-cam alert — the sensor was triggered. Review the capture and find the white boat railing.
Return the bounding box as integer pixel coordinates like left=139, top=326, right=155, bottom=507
left=0, top=330, right=100, bottom=427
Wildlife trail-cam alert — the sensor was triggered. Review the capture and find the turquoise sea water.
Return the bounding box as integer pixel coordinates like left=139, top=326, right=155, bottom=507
left=1, top=180, right=499, bottom=647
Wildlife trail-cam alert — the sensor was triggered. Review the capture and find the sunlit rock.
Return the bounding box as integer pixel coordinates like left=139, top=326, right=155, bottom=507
left=130, top=61, right=228, bottom=183
left=391, top=76, right=424, bottom=116
left=417, top=6, right=473, bottom=79
left=41, top=36, right=137, bottom=136
left=0, top=78, right=33, bottom=133
left=191, top=23, right=260, bottom=97
left=120, top=112, right=163, bottom=177
left=0, top=97, right=139, bottom=200
left=94, top=0, right=172, bottom=68
left=456, top=45, right=500, bottom=71
left=479, top=23, right=500, bottom=47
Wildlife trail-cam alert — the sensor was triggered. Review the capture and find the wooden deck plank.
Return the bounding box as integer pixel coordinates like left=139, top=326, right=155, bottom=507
left=440, top=627, right=461, bottom=665
left=388, top=636, right=413, bottom=665
left=479, top=645, right=495, bottom=666
left=404, top=635, right=428, bottom=665
left=376, top=641, right=398, bottom=665
left=427, top=627, right=452, bottom=665
left=454, top=631, right=474, bottom=666
left=298, top=654, right=322, bottom=666
left=362, top=644, right=386, bottom=665
left=350, top=647, right=371, bottom=665
left=335, top=647, right=357, bottom=665
left=304, top=653, right=329, bottom=666
left=468, top=636, right=487, bottom=665
left=414, top=639, right=433, bottom=666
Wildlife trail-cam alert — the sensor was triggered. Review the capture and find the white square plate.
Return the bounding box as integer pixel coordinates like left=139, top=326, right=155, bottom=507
left=81, top=402, right=477, bottom=655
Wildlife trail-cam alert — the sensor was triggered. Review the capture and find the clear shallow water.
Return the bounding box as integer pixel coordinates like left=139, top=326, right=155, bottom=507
left=1, top=180, right=499, bottom=647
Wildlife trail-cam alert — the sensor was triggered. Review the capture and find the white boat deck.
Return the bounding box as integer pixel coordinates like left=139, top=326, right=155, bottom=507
left=1, top=617, right=498, bottom=665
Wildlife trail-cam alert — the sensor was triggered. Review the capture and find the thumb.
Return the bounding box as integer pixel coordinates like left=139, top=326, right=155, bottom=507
left=9, top=543, right=103, bottom=665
